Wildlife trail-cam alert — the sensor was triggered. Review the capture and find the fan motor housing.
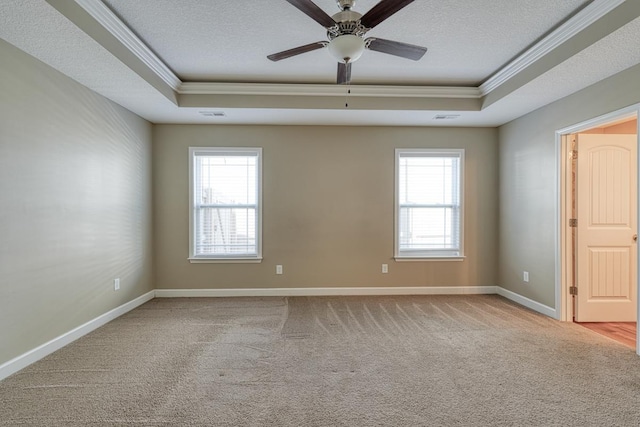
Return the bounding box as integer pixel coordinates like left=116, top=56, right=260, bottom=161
left=332, top=10, right=362, bottom=23
left=330, top=10, right=366, bottom=39
left=336, top=0, right=356, bottom=10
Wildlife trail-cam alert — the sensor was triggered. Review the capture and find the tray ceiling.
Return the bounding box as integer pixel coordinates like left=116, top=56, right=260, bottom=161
left=101, top=0, right=589, bottom=85
left=2, top=0, right=640, bottom=126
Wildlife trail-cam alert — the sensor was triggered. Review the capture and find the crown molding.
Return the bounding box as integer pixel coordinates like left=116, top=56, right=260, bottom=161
left=479, top=0, right=625, bottom=96
left=179, top=82, right=482, bottom=99
left=72, top=0, right=622, bottom=104
left=74, top=0, right=181, bottom=90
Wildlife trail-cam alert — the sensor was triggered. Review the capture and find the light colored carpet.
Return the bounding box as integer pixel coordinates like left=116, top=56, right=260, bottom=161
left=1, top=295, right=639, bottom=426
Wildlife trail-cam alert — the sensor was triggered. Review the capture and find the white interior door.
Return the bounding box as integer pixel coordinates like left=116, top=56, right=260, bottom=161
left=576, top=134, right=637, bottom=322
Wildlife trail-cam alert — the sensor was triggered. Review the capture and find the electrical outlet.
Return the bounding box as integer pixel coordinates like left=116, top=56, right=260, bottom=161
left=114, top=278, right=120, bottom=291
left=276, top=265, right=283, bottom=275
left=523, top=271, right=529, bottom=283
left=382, top=264, right=388, bottom=274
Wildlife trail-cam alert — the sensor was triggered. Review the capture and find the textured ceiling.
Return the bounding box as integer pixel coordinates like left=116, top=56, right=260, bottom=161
left=102, top=0, right=589, bottom=85
left=0, top=0, right=174, bottom=118
left=2, top=0, right=640, bottom=127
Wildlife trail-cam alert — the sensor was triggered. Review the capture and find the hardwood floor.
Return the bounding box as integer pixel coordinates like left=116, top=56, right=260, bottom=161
left=577, top=322, right=637, bottom=349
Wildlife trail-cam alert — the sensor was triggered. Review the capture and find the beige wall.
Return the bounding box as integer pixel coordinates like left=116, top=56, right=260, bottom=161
left=0, top=40, right=153, bottom=366
left=153, top=125, right=498, bottom=290
left=499, top=63, right=640, bottom=308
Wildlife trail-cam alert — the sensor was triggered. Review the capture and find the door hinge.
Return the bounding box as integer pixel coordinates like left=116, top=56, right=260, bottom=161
left=569, top=286, right=578, bottom=296
left=569, top=218, right=578, bottom=227
left=571, top=150, right=578, bottom=159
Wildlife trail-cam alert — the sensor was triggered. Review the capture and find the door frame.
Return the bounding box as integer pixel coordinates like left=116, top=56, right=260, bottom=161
left=555, top=104, right=640, bottom=355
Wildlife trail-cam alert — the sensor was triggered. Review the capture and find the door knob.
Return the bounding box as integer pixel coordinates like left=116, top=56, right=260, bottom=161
left=634, top=234, right=638, bottom=242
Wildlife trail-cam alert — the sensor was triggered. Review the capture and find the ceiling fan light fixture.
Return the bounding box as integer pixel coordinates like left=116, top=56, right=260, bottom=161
left=328, top=34, right=365, bottom=63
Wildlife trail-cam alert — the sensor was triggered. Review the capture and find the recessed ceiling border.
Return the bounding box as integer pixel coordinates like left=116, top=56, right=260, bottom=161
left=479, top=0, right=625, bottom=96
left=179, top=82, right=481, bottom=99
left=74, top=0, right=181, bottom=90
left=46, top=0, right=633, bottom=115
left=66, top=0, right=620, bottom=100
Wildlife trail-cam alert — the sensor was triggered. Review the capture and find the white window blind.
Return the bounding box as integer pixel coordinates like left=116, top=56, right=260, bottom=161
left=395, top=149, right=464, bottom=258
left=189, top=147, right=262, bottom=261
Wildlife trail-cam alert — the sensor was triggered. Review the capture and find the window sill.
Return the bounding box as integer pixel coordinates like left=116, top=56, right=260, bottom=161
left=394, top=256, right=465, bottom=262
left=188, top=257, right=263, bottom=264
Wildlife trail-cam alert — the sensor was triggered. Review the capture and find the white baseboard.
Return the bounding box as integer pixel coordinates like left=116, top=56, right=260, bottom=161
left=0, top=290, right=155, bottom=382
left=154, top=286, right=499, bottom=298
left=496, top=286, right=557, bottom=318
left=1, top=286, right=558, bottom=381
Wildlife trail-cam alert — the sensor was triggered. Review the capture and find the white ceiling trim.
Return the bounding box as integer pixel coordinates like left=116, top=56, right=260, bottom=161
left=178, top=83, right=482, bottom=99
left=71, top=0, right=619, bottom=102
left=75, top=0, right=181, bottom=90
left=479, top=0, right=625, bottom=95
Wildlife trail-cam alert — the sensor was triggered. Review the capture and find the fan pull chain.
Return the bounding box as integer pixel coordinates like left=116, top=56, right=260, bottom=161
left=345, top=80, right=351, bottom=108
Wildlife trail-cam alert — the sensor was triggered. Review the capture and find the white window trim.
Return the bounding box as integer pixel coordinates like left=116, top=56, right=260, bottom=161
left=188, top=147, right=263, bottom=263
left=394, top=148, right=465, bottom=261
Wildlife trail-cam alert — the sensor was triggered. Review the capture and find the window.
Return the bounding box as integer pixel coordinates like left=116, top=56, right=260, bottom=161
left=395, top=149, right=464, bottom=259
left=189, top=147, right=262, bottom=262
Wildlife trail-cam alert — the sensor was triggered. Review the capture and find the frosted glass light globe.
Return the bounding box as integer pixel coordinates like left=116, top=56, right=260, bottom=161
left=328, top=35, right=365, bottom=63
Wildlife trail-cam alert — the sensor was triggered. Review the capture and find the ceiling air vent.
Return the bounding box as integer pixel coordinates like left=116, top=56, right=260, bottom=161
left=199, top=111, right=226, bottom=117
left=433, top=114, right=461, bottom=120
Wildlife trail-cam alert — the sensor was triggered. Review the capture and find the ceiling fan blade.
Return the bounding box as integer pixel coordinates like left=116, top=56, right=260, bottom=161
left=267, top=41, right=327, bottom=61
left=337, top=62, right=352, bottom=85
left=285, top=0, right=336, bottom=28
left=366, top=38, right=427, bottom=61
left=360, top=0, right=415, bottom=29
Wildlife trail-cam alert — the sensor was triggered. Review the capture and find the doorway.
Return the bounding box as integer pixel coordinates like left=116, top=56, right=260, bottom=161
left=557, top=107, right=639, bottom=354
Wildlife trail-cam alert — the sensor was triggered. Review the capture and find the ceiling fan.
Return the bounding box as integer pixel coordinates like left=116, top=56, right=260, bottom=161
left=268, top=0, right=428, bottom=84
